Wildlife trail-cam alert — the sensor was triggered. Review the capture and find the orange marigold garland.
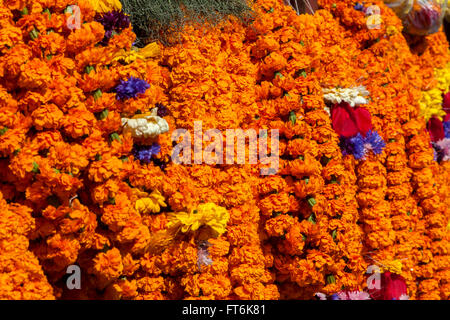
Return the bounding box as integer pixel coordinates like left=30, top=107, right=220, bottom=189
left=0, top=0, right=449, bottom=300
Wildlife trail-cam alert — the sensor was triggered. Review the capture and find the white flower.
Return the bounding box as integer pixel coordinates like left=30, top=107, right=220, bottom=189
left=314, top=292, right=327, bottom=300
left=322, top=85, right=370, bottom=107
left=122, top=107, right=169, bottom=139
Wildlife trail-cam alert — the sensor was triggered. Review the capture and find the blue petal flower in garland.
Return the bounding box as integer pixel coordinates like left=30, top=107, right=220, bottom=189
left=132, top=143, right=161, bottom=164
left=339, top=136, right=352, bottom=157
left=349, top=133, right=366, bottom=159
left=330, top=294, right=340, bottom=300
left=354, top=3, right=364, bottom=11
left=362, top=130, right=386, bottom=156
left=339, top=130, right=385, bottom=160
left=444, top=121, right=450, bottom=139
left=339, top=134, right=365, bottom=159
left=95, top=10, right=130, bottom=45
left=115, top=76, right=150, bottom=100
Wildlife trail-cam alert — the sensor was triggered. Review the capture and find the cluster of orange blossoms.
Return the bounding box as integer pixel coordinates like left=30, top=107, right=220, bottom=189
left=0, top=0, right=449, bottom=300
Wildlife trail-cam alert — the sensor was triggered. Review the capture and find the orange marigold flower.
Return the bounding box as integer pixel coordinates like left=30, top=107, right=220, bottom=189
left=92, top=247, right=123, bottom=281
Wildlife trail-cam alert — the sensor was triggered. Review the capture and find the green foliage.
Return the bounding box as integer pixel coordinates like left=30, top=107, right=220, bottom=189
left=120, top=0, right=255, bottom=46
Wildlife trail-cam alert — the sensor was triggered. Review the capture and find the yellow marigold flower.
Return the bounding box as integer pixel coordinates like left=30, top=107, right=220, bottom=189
left=135, top=190, right=167, bottom=214
left=121, top=108, right=169, bottom=139
left=139, top=42, right=161, bottom=58
left=86, top=0, right=122, bottom=13
left=420, top=63, right=450, bottom=121
left=132, top=188, right=148, bottom=199
left=435, top=63, right=450, bottom=92
left=386, top=25, right=398, bottom=36
left=380, top=259, right=403, bottom=275
left=419, top=87, right=446, bottom=122
left=167, top=203, right=229, bottom=238
left=113, top=42, right=161, bottom=64
left=145, top=230, right=176, bottom=254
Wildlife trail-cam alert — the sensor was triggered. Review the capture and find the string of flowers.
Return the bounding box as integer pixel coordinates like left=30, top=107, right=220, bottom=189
left=0, top=0, right=449, bottom=300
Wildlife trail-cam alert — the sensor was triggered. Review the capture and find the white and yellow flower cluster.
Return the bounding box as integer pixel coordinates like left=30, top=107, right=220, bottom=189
left=322, top=85, right=370, bottom=107
left=121, top=107, right=169, bottom=140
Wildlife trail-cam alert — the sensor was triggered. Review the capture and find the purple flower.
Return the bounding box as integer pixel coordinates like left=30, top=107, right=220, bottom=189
left=132, top=143, right=161, bottom=163
left=156, top=103, right=169, bottom=117
left=197, top=241, right=213, bottom=271
left=330, top=293, right=340, bottom=300
left=115, top=77, right=150, bottom=100
left=340, top=130, right=385, bottom=160
left=362, top=130, right=386, bottom=155
left=340, top=134, right=365, bottom=159
left=95, top=10, right=130, bottom=45
left=444, top=121, right=450, bottom=139
left=350, top=133, right=366, bottom=159
left=354, top=3, right=364, bottom=11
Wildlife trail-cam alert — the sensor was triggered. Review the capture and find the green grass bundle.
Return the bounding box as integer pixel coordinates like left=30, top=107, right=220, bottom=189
left=120, top=0, right=255, bottom=46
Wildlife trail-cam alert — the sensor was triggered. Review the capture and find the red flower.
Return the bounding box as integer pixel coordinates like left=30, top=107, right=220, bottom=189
left=443, top=92, right=450, bottom=113
left=368, top=272, right=408, bottom=300
left=444, top=113, right=450, bottom=123
left=427, top=116, right=444, bottom=142
left=331, top=102, right=372, bottom=138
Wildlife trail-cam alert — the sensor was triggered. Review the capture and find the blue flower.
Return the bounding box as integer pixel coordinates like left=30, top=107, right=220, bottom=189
left=444, top=121, right=450, bottom=139
left=362, top=130, right=386, bottom=155
left=95, top=10, right=130, bottom=45
left=349, top=133, right=365, bottom=159
left=339, top=134, right=365, bottom=159
left=354, top=3, right=364, bottom=11
left=115, top=77, right=150, bottom=100
left=330, top=294, right=340, bottom=300
left=132, top=143, right=161, bottom=163
left=339, top=137, right=352, bottom=157
left=339, top=131, right=386, bottom=160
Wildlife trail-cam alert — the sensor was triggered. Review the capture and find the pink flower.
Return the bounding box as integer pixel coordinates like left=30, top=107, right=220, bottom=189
left=337, top=290, right=371, bottom=300
left=436, top=138, right=450, bottom=161
left=368, top=272, right=408, bottom=300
